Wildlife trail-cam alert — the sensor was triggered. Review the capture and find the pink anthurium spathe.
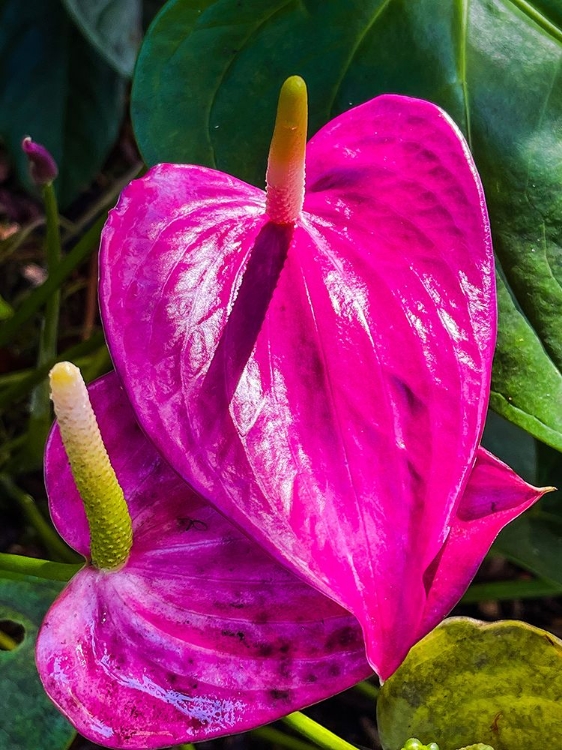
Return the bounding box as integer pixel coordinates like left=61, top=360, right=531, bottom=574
left=37, top=368, right=371, bottom=749
left=99, top=78, right=547, bottom=679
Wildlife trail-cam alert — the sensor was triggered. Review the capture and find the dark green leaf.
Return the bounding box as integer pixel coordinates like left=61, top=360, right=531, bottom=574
left=377, top=617, right=562, bottom=750
left=0, top=577, right=75, bottom=749
left=494, top=510, right=562, bottom=585
left=490, top=274, right=562, bottom=452
left=62, top=0, right=142, bottom=77
left=482, top=409, right=537, bottom=485
left=0, top=0, right=126, bottom=206
left=131, top=0, right=562, bottom=448
left=493, top=438, right=562, bottom=581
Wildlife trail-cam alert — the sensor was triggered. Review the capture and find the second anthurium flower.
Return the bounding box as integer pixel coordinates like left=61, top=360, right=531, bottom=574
left=100, top=77, right=546, bottom=679
left=37, top=364, right=370, bottom=748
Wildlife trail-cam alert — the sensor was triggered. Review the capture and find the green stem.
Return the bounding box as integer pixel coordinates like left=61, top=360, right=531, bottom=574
left=353, top=680, right=379, bottom=700
left=42, top=182, right=62, bottom=352
left=0, top=347, right=109, bottom=390
left=281, top=713, right=357, bottom=750
left=254, top=726, right=317, bottom=750
left=0, top=216, right=44, bottom=263
left=0, top=474, right=78, bottom=563
left=0, top=629, right=17, bottom=651
left=0, top=213, right=106, bottom=349
left=0, top=553, right=82, bottom=582
left=0, top=332, right=105, bottom=412
left=462, top=577, right=562, bottom=603
left=22, top=183, right=63, bottom=467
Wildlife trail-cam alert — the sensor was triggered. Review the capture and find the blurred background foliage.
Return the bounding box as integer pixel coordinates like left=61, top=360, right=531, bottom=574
left=1, top=1, right=562, bottom=749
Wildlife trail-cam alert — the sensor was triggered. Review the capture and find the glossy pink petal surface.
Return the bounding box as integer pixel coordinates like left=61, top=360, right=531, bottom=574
left=100, top=95, right=499, bottom=678
left=37, top=373, right=370, bottom=749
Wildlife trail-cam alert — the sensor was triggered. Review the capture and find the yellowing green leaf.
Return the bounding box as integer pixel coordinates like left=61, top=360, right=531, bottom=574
left=377, top=618, right=562, bottom=750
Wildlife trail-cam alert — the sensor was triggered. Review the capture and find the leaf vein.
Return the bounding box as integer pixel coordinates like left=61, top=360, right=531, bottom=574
left=326, top=0, right=394, bottom=118
left=206, top=0, right=297, bottom=168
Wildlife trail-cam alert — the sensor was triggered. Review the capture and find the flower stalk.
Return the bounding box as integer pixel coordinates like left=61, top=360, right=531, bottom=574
left=281, top=711, right=358, bottom=750
left=0, top=552, right=81, bottom=582
left=20, top=139, right=62, bottom=469
left=0, top=474, right=77, bottom=563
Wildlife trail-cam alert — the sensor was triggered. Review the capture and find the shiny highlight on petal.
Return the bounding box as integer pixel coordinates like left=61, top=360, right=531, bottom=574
left=49, top=362, right=132, bottom=569
left=266, top=76, right=307, bottom=224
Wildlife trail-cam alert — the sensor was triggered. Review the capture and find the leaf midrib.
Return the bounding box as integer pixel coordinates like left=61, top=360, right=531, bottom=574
left=325, top=0, right=394, bottom=119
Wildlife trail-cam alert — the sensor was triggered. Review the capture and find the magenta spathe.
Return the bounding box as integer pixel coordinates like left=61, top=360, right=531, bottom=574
left=99, top=93, right=546, bottom=679
left=37, top=373, right=371, bottom=748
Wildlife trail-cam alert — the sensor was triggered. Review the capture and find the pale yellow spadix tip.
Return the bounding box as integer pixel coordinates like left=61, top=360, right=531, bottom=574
left=49, top=361, right=132, bottom=570
left=50, top=361, right=79, bottom=388
left=265, top=75, right=308, bottom=224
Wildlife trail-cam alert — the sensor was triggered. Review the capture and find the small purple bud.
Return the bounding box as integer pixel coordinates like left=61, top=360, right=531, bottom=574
left=22, top=136, right=58, bottom=186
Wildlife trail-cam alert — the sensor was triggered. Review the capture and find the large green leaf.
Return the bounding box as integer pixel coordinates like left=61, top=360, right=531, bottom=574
left=0, top=577, right=75, bottom=750
left=481, top=409, right=537, bottom=485
left=131, top=0, right=562, bottom=450
left=490, top=273, right=562, bottom=448
left=377, top=617, right=562, bottom=750
left=62, top=0, right=142, bottom=77
left=493, top=510, right=562, bottom=584
left=493, top=439, right=562, bottom=582
left=0, top=0, right=126, bottom=206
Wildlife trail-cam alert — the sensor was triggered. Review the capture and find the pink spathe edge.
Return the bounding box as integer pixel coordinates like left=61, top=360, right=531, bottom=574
left=37, top=373, right=371, bottom=749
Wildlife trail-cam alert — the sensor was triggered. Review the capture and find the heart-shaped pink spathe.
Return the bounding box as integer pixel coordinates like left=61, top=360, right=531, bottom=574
left=37, top=373, right=371, bottom=749
left=100, top=94, right=543, bottom=678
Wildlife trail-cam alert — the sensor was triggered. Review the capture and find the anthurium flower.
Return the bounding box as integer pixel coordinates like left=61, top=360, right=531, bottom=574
left=99, top=78, right=547, bottom=679
left=37, top=365, right=370, bottom=749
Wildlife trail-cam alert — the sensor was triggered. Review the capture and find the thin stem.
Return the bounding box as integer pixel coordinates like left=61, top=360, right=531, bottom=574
left=0, top=331, right=105, bottom=411
left=0, top=474, right=78, bottom=563
left=24, top=183, right=63, bottom=466
left=67, top=161, right=143, bottom=237
left=462, top=577, right=562, bottom=603
left=82, top=252, right=98, bottom=340
left=281, top=712, right=357, bottom=750
left=0, top=347, right=108, bottom=390
left=42, top=182, right=63, bottom=350
left=0, top=629, right=17, bottom=651
left=353, top=680, right=379, bottom=700
left=0, top=163, right=143, bottom=348
left=0, top=214, right=106, bottom=349
left=254, top=726, right=318, bottom=750
left=0, top=216, right=44, bottom=263
left=0, top=553, right=82, bottom=582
